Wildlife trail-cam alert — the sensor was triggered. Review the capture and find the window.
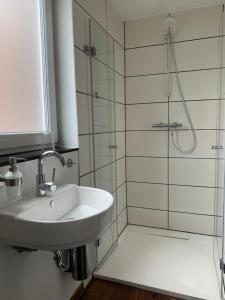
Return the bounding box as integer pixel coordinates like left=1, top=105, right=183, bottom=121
left=0, top=0, right=57, bottom=152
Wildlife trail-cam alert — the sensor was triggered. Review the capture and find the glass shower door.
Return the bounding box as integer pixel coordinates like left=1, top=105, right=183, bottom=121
left=214, top=98, right=225, bottom=297
left=89, top=20, right=117, bottom=263
left=214, top=12, right=225, bottom=297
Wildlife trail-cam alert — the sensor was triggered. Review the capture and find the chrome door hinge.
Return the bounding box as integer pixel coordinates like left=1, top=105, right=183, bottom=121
left=96, top=239, right=101, bottom=247
left=109, top=145, right=118, bottom=149
left=83, top=45, right=96, bottom=57
left=220, top=259, right=225, bottom=273
left=212, top=146, right=223, bottom=150
left=91, top=46, right=96, bottom=57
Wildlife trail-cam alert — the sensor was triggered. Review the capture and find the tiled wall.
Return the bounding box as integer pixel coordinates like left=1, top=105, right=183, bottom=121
left=125, top=5, right=224, bottom=235
left=73, top=0, right=127, bottom=262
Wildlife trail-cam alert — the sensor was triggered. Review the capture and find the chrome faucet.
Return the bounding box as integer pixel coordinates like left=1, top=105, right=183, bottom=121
left=36, top=150, right=66, bottom=196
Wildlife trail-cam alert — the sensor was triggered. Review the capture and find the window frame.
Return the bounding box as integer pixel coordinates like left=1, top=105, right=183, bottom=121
left=0, top=0, right=58, bottom=152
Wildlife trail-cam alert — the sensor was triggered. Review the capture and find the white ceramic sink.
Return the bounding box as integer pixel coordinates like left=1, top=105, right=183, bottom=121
left=0, top=184, right=113, bottom=250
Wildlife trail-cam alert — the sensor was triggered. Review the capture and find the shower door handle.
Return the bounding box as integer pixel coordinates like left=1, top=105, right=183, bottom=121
left=109, top=145, right=118, bottom=149
left=212, top=146, right=223, bottom=150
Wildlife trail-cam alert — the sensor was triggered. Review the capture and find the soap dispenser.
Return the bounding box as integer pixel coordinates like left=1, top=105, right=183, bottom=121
left=1, top=157, right=26, bottom=200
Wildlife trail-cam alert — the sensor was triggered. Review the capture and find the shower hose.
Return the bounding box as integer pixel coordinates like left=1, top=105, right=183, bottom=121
left=167, top=28, right=197, bottom=154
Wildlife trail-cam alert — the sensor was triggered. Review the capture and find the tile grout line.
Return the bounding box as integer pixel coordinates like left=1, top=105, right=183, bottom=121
left=126, top=180, right=223, bottom=189
left=127, top=205, right=221, bottom=217
left=125, top=34, right=225, bottom=50
left=126, top=66, right=225, bottom=78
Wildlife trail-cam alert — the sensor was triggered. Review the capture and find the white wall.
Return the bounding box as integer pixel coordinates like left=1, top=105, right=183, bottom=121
left=0, top=151, right=80, bottom=300
left=125, top=5, right=224, bottom=235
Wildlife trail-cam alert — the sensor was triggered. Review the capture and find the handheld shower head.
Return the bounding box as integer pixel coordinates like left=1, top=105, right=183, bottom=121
left=164, top=13, right=176, bottom=34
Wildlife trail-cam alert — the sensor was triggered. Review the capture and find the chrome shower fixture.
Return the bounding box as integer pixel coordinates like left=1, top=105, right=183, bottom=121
left=164, top=13, right=176, bottom=34
left=162, top=13, right=197, bottom=155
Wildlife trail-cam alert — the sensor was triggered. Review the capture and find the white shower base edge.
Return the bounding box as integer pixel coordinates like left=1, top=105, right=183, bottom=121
left=94, top=225, right=220, bottom=300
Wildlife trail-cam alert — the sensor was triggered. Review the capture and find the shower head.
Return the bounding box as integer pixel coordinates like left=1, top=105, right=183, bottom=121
left=164, top=13, right=176, bottom=33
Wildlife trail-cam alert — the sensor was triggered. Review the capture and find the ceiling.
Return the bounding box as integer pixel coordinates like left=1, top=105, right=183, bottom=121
left=109, top=0, right=224, bottom=21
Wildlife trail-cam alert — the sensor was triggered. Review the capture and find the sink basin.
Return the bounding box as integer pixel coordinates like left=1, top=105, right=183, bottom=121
left=0, top=184, right=113, bottom=250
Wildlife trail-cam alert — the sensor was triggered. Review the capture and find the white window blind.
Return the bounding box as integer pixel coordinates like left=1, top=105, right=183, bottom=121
left=0, top=0, right=45, bottom=133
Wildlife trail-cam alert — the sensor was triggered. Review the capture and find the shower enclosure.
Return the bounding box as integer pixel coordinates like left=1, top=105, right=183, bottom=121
left=75, top=1, right=225, bottom=297
left=75, top=11, right=124, bottom=264
left=89, top=19, right=119, bottom=263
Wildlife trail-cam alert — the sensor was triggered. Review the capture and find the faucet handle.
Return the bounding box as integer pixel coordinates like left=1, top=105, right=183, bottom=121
left=52, top=168, right=56, bottom=182
left=45, top=182, right=57, bottom=193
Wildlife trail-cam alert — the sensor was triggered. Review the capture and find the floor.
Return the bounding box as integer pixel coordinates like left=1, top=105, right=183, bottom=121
left=80, top=278, right=180, bottom=300
left=94, top=225, right=221, bottom=300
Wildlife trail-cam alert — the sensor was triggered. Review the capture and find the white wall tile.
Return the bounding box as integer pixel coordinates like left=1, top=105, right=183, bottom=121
left=117, top=183, right=127, bottom=215
left=117, top=158, right=126, bottom=187
left=216, top=159, right=225, bottom=188
left=174, top=38, right=219, bottom=71
left=214, top=188, right=224, bottom=217
left=169, top=185, right=215, bottom=215
left=112, top=221, right=118, bottom=243
left=116, top=103, right=125, bottom=131
left=169, top=130, right=217, bottom=158
left=106, top=0, right=124, bottom=46
left=91, top=23, right=110, bottom=67
left=77, top=93, right=92, bottom=135
left=95, top=164, right=111, bottom=193
left=80, top=172, right=94, bottom=187
left=170, top=100, right=219, bottom=130
left=116, top=131, right=125, bottom=159
left=94, top=133, right=111, bottom=169
left=118, top=208, right=127, bottom=235
left=126, top=74, right=168, bottom=104
left=127, top=182, right=168, bottom=210
left=97, top=225, right=113, bottom=263
left=215, top=214, right=223, bottom=237
left=93, top=97, right=110, bottom=133
left=174, top=6, right=221, bottom=42
left=92, top=59, right=109, bottom=100
left=125, top=14, right=165, bottom=48
left=126, top=45, right=166, bottom=76
left=75, top=48, right=91, bottom=94
left=126, top=131, right=168, bottom=157
left=169, top=212, right=214, bottom=235
left=127, top=157, right=167, bottom=184
left=170, top=69, right=219, bottom=101
left=126, top=103, right=168, bottom=130
left=76, top=0, right=106, bottom=28
left=115, top=73, right=125, bottom=103
left=111, top=161, right=117, bottom=193
left=125, top=6, right=221, bottom=48
left=128, top=207, right=168, bottom=229
left=47, top=152, right=79, bottom=185
left=127, top=69, right=220, bottom=103
left=112, top=191, right=117, bottom=221
left=115, top=42, right=124, bottom=75
left=73, top=2, right=89, bottom=50
left=169, top=158, right=215, bottom=187
left=79, top=135, right=94, bottom=176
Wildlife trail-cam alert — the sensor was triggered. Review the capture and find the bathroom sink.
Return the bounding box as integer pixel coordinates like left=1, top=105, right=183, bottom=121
left=0, top=184, right=113, bottom=250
